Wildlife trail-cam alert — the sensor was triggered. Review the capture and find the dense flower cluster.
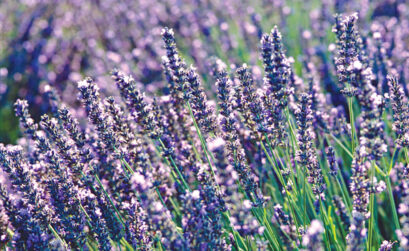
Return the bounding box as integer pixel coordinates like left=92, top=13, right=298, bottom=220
left=260, top=27, right=292, bottom=146
left=295, top=93, right=325, bottom=201
left=388, top=75, right=409, bottom=147
left=1, top=0, right=409, bottom=250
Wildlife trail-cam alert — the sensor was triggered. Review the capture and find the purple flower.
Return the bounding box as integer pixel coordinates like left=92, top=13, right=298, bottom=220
left=0, top=185, right=50, bottom=250
left=326, top=146, right=338, bottom=176
left=122, top=198, right=153, bottom=250
left=333, top=13, right=360, bottom=97
left=185, top=66, right=218, bottom=136
left=14, top=99, right=38, bottom=138
left=215, top=61, right=265, bottom=207
left=272, top=204, right=298, bottom=248
left=388, top=75, right=409, bottom=147
left=112, top=70, right=164, bottom=141
left=260, top=26, right=292, bottom=146
left=235, top=64, right=267, bottom=140
left=346, top=211, right=367, bottom=251
left=57, top=105, right=93, bottom=164
left=302, top=220, right=324, bottom=251
left=40, top=114, right=83, bottom=179
left=333, top=195, right=349, bottom=231
left=181, top=190, right=228, bottom=250
left=80, top=189, right=112, bottom=251
left=161, top=28, right=188, bottom=96
left=378, top=240, right=396, bottom=251
left=77, top=77, right=120, bottom=152
left=0, top=144, right=54, bottom=228
left=295, top=93, right=325, bottom=199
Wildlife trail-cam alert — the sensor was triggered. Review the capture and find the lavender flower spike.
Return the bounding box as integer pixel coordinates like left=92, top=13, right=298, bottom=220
left=302, top=220, right=324, bottom=251
left=388, top=75, right=409, bottom=147
left=333, top=13, right=360, bottom=96
left=77, top=77, right=120, bottom=151
left=378, top=240, right=396, bottom=251
left=260, top=26, right=292, bottom=146
left=185, top=66, right=218, bottom=136
left=296, top=93, right=325, bottom=199
left=215, top=61, right=265, bottom=207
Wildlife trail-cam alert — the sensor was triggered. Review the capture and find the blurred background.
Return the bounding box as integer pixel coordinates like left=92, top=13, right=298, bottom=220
left=0, top=0, right=406, bottom=144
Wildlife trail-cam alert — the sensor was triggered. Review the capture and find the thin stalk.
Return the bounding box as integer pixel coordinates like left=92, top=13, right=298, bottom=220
left=168, top=197, right=182, bottom=218
left=86, top=241, right=97, bottom=251
left=158, top=138, right=191, bottom=191
left=94, top=174, right=126, bottom=227
left=49, top=224, right=69, bottom=250
left=387, top=147, right=399, bottom=175
left=221, top=211, right=249, bottom=251
left=367, top=161, right=376, bottom=250
left=347, top=97, right=356, bottom=153
left=260, top=140, right=304, bottom=225
left=233, top=147, right=282, bottom=250
left=328, top=134, right=354, bottom=158
left=284, top=107, right=316, bottom=226
left=336, top=178, right=352, bottom=215
left=303, top=163, right=307, bottom=229
left=404, top=148, right=409, bottom=167
left=151, top=142, right=184, bottom=188
left=319, top=200, right=332, bottom=251
left=118, top=146, right=181, bottom=219
left=260, top=141, right=285, bottom=187
left=272, top=149, right=298, bottom=197
left=79, top=170, right=126, bottom=230
left=185, top=101, right=219, bottom=184
left=78, top=199, right=93, bottom=228
left=251, top=208, right=281, bottom=250
left=120, top=238, right=135, bottom=251
left=386, top=178, right=400, bottom=230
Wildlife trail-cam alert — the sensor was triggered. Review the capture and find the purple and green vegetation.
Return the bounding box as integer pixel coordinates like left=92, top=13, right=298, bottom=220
left=0, top=0, right=409, bottom=250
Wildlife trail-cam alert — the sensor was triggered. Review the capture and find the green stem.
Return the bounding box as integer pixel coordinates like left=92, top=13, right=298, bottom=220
left=367, top=161, right=376, bottom=250
left=186, top=101, right=219, bottom=183
left=387, top=147, right=399, bottom=175
left=94, top=174, right=126, bottom=227
left=78, top=199, right=93, bottom=229
left=319, top=200, right=332, bottom=251
left=328, top=134, right=354, bottom=158
left=336, top=177, right=352, bottom=215
left=221, top=211, right=249, bottom=251
left=120, top=238, right=135, bottom=251
left=348, top=97, right=356, bottom=153
left=386, top=177, right=400, bottom=231
left=260, top=141, right=304, bottom=226
left=158, top=138, right=191, bottom=191
left=260, top=141, right=285, bottom=187
left=404, top=148, right=409, bottom=166
left=303, top=163, right=307, bottom=229
left=251, top=208, right=281, bottom=250
left=48, top=224, right=69, bottom=250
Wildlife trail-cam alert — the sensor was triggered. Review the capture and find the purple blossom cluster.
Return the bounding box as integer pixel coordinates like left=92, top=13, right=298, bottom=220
left=1, top=0, right=409, bottom=250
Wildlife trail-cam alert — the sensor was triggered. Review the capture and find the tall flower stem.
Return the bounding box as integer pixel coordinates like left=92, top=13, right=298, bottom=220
left=158, top=138, right=191, bottom=191
left=386, top=178, right=400, bottom=230
left=94, top=174, right=126, bottom=227
left=185, top=100, right=218, bottom=181
left=367, top=161, right=376, bottom=250
left=348, top=97, right=357, bottom=153
left=49, top=224, right=69, bottom=250
left=383, top=150, right=400, bottom=231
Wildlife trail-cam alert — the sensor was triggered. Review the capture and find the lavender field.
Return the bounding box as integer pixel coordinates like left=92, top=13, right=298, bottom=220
left=0, top=0, right=408, bottom=250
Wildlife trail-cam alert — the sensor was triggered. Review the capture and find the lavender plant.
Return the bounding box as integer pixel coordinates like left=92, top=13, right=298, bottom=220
left=1, top=0, right=409, bottom=250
